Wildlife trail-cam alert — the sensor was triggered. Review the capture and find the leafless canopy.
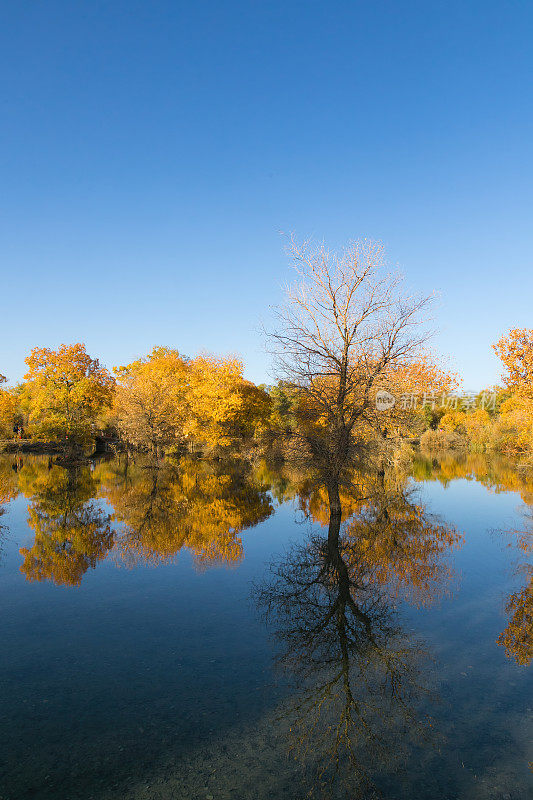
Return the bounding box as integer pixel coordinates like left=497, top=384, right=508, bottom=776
left=267, top=237, right=433, bottom=457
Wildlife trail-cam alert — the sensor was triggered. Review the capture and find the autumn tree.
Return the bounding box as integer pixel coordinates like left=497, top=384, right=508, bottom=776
left=0, top=377, right=19, bottom=438
left=268, top=238, right=434, bottom=476
left=185, top=354, right=263, bottom=450
left=112, top=349, right=269, bottom=455
left=224, top=380, right=272, bottom=442
left=22, top=344, right=115, bottom=453
left=367, top=354, right=457, bottom=441
left=494, top=328, right=533, bottom=397
left=267, top=383, right=298, bottom=434
left=493, top=329, right=533, bottom=454
left=113, top=347, right=189, bottom=455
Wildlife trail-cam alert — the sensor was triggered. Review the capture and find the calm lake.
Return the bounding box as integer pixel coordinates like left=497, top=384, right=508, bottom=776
left=0, top=452, right=531, bottom=799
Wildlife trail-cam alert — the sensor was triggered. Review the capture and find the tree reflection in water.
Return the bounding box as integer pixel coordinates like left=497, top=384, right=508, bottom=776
left=5, top=450, right=533, bottom=792
left=496, top=509, right=533, bottom=667
left=413, top=451, right=533, bottom=667
left=15, top=455, right=274, bottom=583
left=255, top=464, right=462, bottom=797
left=0, top=457, right=20, bottom=558
left=18, top=461, right=114, bottom=586
left=96, top=456, right=273, bottom=569
left=10, top=451, right=533, bottom=674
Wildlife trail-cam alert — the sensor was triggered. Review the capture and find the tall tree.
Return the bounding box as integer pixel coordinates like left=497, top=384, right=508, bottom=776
left=113, top=349, right=269, bottom=455
left=185, top=354, right=251, bottom=449
left=0, top=377, right=19, bottom=438
left=494, top=328, right=533, bottom=398
left=268, top=238, right=434, bottom=474
left=113, top=347, right=189, bottom=455
left=23, top=343, right=114, bottom=452
left=493, top=329, right=533, bottom=454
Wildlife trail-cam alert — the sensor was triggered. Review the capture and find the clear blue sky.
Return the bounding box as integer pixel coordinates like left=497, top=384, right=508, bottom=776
left=1, top=0, right=532, bottom=389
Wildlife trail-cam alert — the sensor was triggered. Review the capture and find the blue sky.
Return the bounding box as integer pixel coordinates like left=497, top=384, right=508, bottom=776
left=1, top=0, right=532, bottom=389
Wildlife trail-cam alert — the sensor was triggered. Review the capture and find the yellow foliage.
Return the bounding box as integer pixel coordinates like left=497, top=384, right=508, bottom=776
left=18, top=462, right=114, bottom=586
left=97, top=457, right=273, bottom=569
left=494, top=328, right=533, bottom=398
left=495, top=395, right=533, bottom=454
left=113, top=347, right=189, bottom=453
left=184, top=354, right=245, bottom=447
left=0, top=388, right=18, bottom=438
left=490, top=329, right=533, bottom=455
left=291, top=354, right=457, bottom=445
left=497, top=574, right=533, bottom=666
left=113, top=349, right=269, bottom=453
left=22, top=343, right=114, bottom=447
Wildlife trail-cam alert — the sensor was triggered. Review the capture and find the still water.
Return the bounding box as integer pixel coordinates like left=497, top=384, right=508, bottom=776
left=0, top=453, right=531, bottom=799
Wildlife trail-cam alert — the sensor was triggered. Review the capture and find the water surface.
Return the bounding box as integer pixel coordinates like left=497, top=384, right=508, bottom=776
left=0, top=453, right=531, bottom=799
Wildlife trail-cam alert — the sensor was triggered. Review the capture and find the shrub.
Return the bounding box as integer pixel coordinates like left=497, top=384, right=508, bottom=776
left=420, top=429, right=465, bottom=451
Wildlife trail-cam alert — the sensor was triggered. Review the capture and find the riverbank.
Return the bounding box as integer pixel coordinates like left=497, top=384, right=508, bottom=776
left=0, top=439, right=63, bottom=454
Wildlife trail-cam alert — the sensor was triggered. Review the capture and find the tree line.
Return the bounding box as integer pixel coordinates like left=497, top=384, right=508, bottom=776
left=0, top=344, right=271, bottom=457
left=1, top=239, right=532, bottom=459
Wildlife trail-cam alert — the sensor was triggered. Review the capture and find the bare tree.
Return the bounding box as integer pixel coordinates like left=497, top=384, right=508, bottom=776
left=254, top=472, right=438, bottom=795
left=267, top=237, right=433, bottom=472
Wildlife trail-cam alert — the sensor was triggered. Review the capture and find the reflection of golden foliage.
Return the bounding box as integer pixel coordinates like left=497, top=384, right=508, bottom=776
left=497, top=523, right=533, bottom=666
left=255, top=474, right=440, bottom=795
left=345, top=495, right=462, bottom=608
left=18, top=461, right=97, bottom=508
left=18, top=461, right=113, bottom=586
left=20, top=506, right=113, bottom=586
left=253, top=459, right=369, bottom=521
left=256, top=460, right=462, bottom=609
left=412, top=451, right=533, bottom=505
left=412, top=451, right=533, bottom=665
left=0, top=458, right=20, bottom=505
left=497, top=572, right=533, bottom=666
left=97, top=457, right=273, bottom=569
